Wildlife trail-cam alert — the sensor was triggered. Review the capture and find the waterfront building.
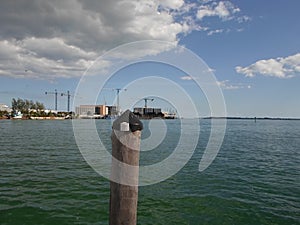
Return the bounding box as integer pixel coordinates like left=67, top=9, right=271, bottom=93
left=153, top=108, right=162, bottom=114
left=0, top=104, right=12, bottom=113
left=134, top=107, right=161, bottom=115
left=95, top=105, right=106, bottom=115
left=75, top=105, right=117, bottom=117
left=75, top=105, right=97, bottom=116
left=106, top=106, right=117, bottom=116
left=133, top=107, right=144, bottom=115
left=133, top=107, right=164, bottom=118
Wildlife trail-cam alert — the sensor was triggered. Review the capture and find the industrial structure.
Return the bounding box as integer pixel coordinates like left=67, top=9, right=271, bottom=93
left=133, top=107, right=164, bottom=119
left=60, top=90, right=72, bottom=112
left=45, top=89, right=58, bottom=110
left=75, top=105, right=117, bottom=118
left=75, top=96, right=176, bottom=119
left=45, top=89, right=72, bottom=112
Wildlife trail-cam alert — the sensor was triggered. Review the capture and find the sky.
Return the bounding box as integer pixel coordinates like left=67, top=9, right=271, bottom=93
left=0, top=0, right=299, bottom=117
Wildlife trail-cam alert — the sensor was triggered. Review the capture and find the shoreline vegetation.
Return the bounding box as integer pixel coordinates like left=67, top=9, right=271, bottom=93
left=1, top=97, right=299, bottom=121
left=0, top=97, right=74, bottom=120
left=0, top=115, right=72, bottom=120
left=1, top=115, right=300, bottom=121
left=202, top=117, right=300, bottom=121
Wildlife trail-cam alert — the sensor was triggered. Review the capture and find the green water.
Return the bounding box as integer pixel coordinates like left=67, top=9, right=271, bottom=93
left=0, top=119, right=299, bottom=224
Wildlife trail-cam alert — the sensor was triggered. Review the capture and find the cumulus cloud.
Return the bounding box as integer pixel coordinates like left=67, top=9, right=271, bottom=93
left=159, top=0, right=184, bottom=9
left=197, top=1, right=240, bottom=21
left=236, top=53, right=300, bottom=78
left=0, top=0, right=247, bottom=80
left=217, top=80, right=250, bottom=90
left=0, top=37, right=100, bottom=80
left=0, top=0, right=187, bottom=51
left=0, top=38, right=96, bottom=79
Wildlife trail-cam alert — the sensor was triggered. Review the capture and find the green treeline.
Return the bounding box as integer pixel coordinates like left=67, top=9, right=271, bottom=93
left=1, top=98, right=72, bottom=119
left=11, top=98, right=45, bottom=113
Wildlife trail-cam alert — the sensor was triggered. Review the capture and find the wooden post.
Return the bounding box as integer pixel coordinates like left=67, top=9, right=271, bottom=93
left=110, top=110, right=143, bottom=225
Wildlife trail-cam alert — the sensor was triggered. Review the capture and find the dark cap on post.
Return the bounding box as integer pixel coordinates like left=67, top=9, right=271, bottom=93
left=112, top=110, right=143, bottom=132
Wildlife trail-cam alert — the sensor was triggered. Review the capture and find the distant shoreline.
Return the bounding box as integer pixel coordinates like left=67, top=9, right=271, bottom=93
left=1, top=116, right=300, bottom=121
left=201, top=117, right=300, bottom=121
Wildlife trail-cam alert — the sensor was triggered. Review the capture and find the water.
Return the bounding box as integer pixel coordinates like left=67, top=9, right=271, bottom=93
left=0, top=119, right=299, bottom=225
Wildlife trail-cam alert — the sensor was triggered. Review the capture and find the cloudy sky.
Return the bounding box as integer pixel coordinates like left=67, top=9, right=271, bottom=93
left=0, top=0, right=299, bottom=117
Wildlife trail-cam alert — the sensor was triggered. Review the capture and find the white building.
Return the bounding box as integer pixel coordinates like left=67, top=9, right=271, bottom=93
left=0, top=104, right=12, bottom=112
left=75, top=105, right=116, bottom=117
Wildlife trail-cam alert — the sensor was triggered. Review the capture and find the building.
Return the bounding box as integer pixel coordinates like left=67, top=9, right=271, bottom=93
left=134, top=107, right=161, bottom=115
left=133, top=107, right=144, bottom=115
left=133, top=107, right=163, bottom=118
left=95, top=105, right=106, bottom=115
left=153, top=108, right=162, bottom=114
left=75, top=105, right=117, bottom=117
left=106, top=106, right=117, bottom=116
left=0, top=104, right=12, bottom=113
left=144, top=107, right=154, bottom=114
left=75, top=105, right=98, bottom=116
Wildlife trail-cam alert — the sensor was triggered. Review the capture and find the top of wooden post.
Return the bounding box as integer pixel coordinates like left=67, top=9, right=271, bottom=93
left=112, top=110, right=143, bottom=132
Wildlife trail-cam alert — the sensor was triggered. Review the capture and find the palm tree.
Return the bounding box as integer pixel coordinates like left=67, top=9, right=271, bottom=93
left=11, top=98, right=17, bottom=112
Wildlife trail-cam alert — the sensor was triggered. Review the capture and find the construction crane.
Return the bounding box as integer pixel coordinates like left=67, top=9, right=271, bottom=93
left=45, top=89, right=58, bottom=111
left=113, top=88, right=127, bottom=115
left=101, top=88, right=127, bottom=115
left=61, top=90, right=71, bottom=112
left=143, top=98, right=154, bottom=108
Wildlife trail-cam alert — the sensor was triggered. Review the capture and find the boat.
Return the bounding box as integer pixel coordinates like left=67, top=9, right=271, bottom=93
left=163, top=112, right=177, bottom=119
left=13, top=111, right=23, bottom=119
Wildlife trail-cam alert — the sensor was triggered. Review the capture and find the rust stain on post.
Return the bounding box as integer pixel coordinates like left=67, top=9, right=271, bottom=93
left=110, top=110, right=143, bottom=225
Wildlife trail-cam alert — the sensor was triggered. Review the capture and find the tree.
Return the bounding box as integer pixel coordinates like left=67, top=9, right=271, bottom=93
left=11, top=98, right=46, bottom=114
left=11, top=98, right=17, bottom=111
left=36, top=101, right=45, bottom=111
left=16, top=98, right=25, bottom=112
left=24, top=99, right=30, bottom=113
left=30, top=100, right=36, bottom=110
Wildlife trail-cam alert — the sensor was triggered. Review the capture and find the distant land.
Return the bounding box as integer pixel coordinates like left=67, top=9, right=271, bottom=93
left=201, top=117, right=300, bottom=121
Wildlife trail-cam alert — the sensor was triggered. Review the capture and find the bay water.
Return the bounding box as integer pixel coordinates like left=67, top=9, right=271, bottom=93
left=0, top=119, right=299, bottom=224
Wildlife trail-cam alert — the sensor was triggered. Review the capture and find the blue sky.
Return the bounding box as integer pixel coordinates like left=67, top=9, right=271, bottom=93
left=0, top=0, right=299, bottom=117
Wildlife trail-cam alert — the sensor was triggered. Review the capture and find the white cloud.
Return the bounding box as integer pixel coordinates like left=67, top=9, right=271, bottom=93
left=0, top=38, right=96, bottom=80
left=197, top=1, right=240, bottom=21
left=0, top=0, right=248, bottom=80
left=206, top=67, right=216, bottom=73
left=22, top=37, right=97, bottom=61
left=159, top=0, right=184, bottom=9
left=236, top=53, right=300, bottom=78
left=207, top=29, right=224, bottom=36
left=237, top=15, right=251, bottom=23
left=180, top=76, right=193, bottom=80
left=217, top=80, right=250, bottom=90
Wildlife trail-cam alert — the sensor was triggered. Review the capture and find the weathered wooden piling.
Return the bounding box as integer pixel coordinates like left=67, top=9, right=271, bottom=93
left=109, top=110, right=143, bottom=225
